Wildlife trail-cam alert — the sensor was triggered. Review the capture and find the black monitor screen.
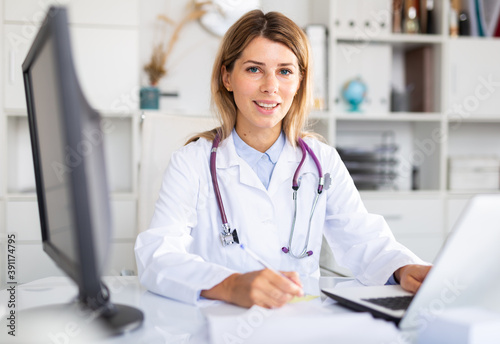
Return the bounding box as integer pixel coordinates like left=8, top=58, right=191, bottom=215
left=29, top=34, right=77, bottom=265
left=22, top=6, right=143, bottom=333
left=23, top=7, right=106, bottom=295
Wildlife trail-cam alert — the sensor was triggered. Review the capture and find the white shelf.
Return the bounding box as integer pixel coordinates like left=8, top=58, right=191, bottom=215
left=335, top=33, right=445, bottom=45
left=110, top=192, right=138, bottom=201
left=4, top=108, right=27, bottom=117
left=360, top=190, right=444, bottom=198
left=448, top=116, right=500, bottom=123
left=5, top=194, right=37, bottom=201
left=451, top=36, right=500, bottom=43
left=101, top=111, right=137, bottom=118
left=141, top=110, right=212, bottom=118
left=335, top=113, right=442, bottom=122
left=5, top=108, right=139, bottom=118
left=447, top=190, right=500, bottom=196
left=4, top=192, right=136, bottom=201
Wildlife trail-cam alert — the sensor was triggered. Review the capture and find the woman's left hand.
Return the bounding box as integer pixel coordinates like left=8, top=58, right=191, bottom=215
left=394, top=264, right=432, bottom=293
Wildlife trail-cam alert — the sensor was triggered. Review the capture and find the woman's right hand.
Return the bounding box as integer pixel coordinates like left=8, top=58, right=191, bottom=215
left=201, top=269, right=304, bottom=308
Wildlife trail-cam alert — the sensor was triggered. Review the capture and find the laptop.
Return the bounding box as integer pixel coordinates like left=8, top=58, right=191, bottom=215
left=321, top=194, right=500, bottom=329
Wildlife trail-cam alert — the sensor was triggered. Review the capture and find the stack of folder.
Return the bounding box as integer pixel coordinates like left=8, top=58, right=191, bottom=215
left=337, top=132, right=399, bottom=191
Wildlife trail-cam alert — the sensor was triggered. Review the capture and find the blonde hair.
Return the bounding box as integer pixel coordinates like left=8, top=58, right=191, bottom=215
left=188, top=10, right=316, bottom=146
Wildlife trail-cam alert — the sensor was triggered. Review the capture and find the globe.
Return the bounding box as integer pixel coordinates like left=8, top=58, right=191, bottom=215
left=342, top=78, right=367, bottom=112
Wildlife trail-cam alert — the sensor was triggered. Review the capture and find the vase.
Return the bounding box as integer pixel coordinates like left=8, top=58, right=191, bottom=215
left=140, top=86, right=160, bottom=110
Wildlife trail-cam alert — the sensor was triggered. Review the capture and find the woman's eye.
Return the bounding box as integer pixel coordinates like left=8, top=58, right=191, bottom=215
left=248, top=67, right=259, bottom=73
left=280, top=69, right=292, bottom=76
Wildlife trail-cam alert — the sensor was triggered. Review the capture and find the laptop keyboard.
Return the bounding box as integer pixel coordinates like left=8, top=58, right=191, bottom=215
left=361, top=296, right=414, bottom=311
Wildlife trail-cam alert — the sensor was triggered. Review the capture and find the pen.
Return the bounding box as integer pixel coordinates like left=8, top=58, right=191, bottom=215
left=239, top=244, right=303, bottom=294
left=240, top=244, right=282, bottom=275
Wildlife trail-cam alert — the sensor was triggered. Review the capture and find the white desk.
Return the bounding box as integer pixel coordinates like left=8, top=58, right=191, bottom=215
left=0, top=276, right=415, bottom=344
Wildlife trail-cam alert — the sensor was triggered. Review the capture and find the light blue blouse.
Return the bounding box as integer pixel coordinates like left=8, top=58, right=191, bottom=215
left=232, top=129, right=285, bottom=190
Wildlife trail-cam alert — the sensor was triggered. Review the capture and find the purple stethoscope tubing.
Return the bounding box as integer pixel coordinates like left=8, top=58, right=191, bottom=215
left=210, top=133, right=231, bottom=234
left=210, top=133, right=324, bottom=258
left=293, top=137, right=323, bottom=191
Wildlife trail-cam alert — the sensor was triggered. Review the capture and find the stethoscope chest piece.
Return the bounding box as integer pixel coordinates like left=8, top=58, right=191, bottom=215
left=220, top=226, right=239, bottom=246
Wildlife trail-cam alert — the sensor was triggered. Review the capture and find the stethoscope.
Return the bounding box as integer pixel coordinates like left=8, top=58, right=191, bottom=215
left=210, top=132, right=329, bottom=259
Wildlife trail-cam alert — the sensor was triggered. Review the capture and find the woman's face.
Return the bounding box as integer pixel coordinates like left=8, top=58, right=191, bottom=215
left=222, top=36, right=301, bottom=139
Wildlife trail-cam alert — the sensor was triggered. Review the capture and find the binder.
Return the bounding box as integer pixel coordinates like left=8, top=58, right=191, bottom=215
left=475, top=0, right=500, bottom=37
left=306, top=25, right=328, bottom=110
left=424, top=0, right=437, bottom=34
left=393, top=0, right=404, bottom=33
left=475, top=0, right=485, bottom=36
left=495, top=14, right=500, bottom=37
left=420, top=0, right=428, bottom=33
left=361, top=0, right=392, bottom=36
left=462, top=0, right=479, bottom=36
left=334, top=0, right=392, bottom=37
left=403, top=0, right=421, bottom=34
left=482, top=0, right=500, bottom=37
left=404, top=46, right=434, bottom=113
left=333, top=0, right=360, bottom=36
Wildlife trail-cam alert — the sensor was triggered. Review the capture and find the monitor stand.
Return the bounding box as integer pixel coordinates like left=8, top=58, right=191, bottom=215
left=99, top=302, right=144, bottom=334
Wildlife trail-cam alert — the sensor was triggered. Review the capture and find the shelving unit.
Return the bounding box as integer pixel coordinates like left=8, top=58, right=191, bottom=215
left=0, top=0, right=141, bottom=288
left=261, top=0, right=500, bottom=263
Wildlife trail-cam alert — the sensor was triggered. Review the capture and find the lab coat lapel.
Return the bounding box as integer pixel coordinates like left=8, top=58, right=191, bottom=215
left=268, top=139, right=319, bottom=196
left=215, top=133, right=266, bottom=191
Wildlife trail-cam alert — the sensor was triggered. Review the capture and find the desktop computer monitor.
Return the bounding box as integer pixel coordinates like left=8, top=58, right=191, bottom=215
left=22, top=6, right=143, bottom=335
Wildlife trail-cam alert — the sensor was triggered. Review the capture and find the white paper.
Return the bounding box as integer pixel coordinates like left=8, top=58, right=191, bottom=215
left=205, top=300, right=403, bottom=344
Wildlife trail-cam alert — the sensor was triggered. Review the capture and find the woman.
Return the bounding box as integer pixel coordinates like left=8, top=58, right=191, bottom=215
left=135, top=10, right=430, bottom=309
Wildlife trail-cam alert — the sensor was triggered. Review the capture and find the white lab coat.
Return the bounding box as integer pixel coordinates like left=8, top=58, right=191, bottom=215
left=135, top=133, right=424, bottom=305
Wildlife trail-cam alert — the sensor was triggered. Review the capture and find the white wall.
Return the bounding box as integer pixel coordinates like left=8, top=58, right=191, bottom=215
left=139, top=0, right=220, bottom=114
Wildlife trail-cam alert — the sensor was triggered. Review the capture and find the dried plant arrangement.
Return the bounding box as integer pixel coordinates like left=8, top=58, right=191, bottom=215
left=144, top=1, right=209, bottom=86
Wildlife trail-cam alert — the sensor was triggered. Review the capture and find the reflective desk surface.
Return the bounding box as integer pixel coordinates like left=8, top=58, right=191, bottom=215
left=0, top=276, right=417, bottom=344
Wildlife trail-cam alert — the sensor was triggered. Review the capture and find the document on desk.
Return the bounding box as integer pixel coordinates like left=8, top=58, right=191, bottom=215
left=204, top=298, right=404, bottom=344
